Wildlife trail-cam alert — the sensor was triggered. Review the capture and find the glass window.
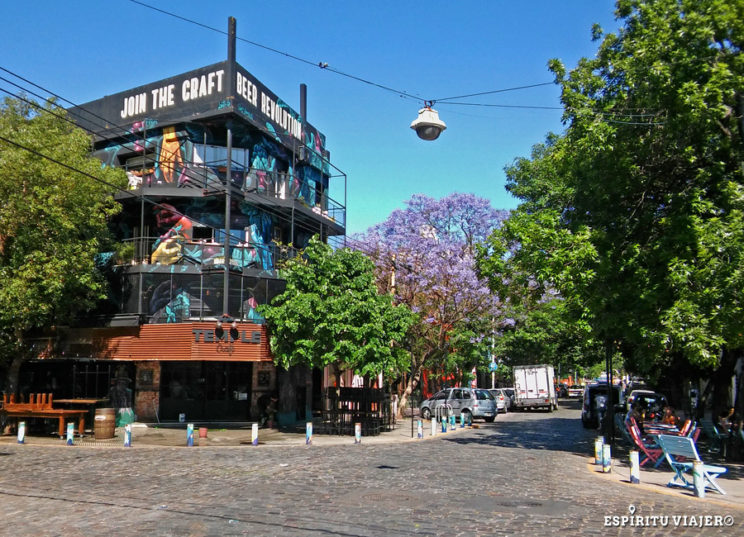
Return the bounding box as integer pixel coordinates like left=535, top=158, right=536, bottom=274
left=476, top=389, right=492, bottom=400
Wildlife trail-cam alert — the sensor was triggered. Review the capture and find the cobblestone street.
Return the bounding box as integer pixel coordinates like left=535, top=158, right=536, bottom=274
left=1, top=402, right=742, bottom=536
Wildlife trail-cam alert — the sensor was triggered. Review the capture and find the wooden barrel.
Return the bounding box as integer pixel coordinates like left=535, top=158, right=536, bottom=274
left=94, top=408, right=116, bottom=439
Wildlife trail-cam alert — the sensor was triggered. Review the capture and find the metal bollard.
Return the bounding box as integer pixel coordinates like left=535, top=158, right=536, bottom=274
left=602, top=444, right=612, bottom=473
left=417, top=420, right=423, bottom=439
left=306, top=422, right=313, bottom=445
left=692, top=460, right=705, bottom=498
left=594, top=436, right=604, bottom=465
left=17, top=421, right=26, bottom=444
left=186, top=423, right=194, bottom=447
left=629, top=450, right=640, bottom=483
left=449, top=415, right=456, bottom=431
left=124, top=424, right=132, bottom=447
left=354, top=422, right=362, bottom=444
left=66, top=422, right=74, bottom=446
left=441, top=415, right=447, bottom=433
left=251, top=423, right=259, bottom=446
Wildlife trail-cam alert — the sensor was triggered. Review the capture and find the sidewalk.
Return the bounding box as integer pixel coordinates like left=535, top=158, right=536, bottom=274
left=588, top=451, right=744, bottom=510
left=0, top=417, right=469, bottom=449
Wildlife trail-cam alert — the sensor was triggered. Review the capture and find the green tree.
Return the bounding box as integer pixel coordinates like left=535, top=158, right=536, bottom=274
left=0, top=97, right=126, bottom=391
left=258, top=237, right=415, bottom=382
left=479, top=0, right=744, bottom=410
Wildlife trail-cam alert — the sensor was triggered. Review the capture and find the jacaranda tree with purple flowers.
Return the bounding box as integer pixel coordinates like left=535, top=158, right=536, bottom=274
left=354, top=193, right=509, bottom=414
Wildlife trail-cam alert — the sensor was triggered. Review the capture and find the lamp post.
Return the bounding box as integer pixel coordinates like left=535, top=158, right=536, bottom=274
left=223, top=128, right=233, bottom=318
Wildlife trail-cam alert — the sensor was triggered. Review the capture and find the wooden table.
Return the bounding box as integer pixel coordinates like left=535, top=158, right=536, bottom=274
left=2, top=408, right=87, bottom=437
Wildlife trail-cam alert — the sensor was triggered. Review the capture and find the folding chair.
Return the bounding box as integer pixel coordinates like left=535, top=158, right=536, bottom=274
left=657, top=434, right=727, bottom=495
left=678, top=419, right=692, bottom=436
left=700, top=418, right=729, bottom=457
left=626, top=418, right=664, bottom=467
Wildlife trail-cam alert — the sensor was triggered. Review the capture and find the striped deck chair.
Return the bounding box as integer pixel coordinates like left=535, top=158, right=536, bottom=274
left=626, top=418, right=664, bottom=467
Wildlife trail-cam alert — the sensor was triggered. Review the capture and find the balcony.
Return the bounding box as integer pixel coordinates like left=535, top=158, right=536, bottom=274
left=114, top=237, right=299, bottom=275
left=123, top=158, right=346, bottom=232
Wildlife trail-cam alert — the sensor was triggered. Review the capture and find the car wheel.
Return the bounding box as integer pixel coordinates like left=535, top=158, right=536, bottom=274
left=421, top=407, right=431, bottom=421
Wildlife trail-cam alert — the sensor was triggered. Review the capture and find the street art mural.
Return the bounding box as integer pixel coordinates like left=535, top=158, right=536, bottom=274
left=146, top=198, right=279, bottom=272
left=96, top=121, right=328, bottom=210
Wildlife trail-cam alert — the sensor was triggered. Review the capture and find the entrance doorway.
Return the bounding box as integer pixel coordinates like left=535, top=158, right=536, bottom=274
left=159, top=362, right=252, bottom=421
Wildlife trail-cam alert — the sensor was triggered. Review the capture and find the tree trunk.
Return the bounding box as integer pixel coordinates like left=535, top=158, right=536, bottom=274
left=5, top=329, right=28, bottom=396
left=6, top=355, right=24, bottom=396
left=397, top=368, right=421, bottom=420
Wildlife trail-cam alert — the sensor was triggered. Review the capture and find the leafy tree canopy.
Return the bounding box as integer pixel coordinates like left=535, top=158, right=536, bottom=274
left=258, top=237, right=415, bottom=378
left=355, top=193, right=508, bottom=405
left=479, top=0, right=744, bottom=379
left=0, top=97, right=126, bottom=377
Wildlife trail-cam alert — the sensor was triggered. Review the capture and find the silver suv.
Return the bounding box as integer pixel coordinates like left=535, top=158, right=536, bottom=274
left=419, top=388, right=497, bottom=422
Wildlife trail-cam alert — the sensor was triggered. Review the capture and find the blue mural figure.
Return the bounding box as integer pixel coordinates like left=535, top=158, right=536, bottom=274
left=248, top=143, right=275, bottom=193
left=164, top=292, right=191, bottom=323
left=243, top=296, right=264, bottom=323
left=238, top=204, right=274, bottom=270
left=149, top=281, right=191, bottom=323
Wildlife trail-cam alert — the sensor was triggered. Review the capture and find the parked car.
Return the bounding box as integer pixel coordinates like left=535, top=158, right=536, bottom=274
left=581, top=383, right=624, bottom=429
left=502, top=387, right=515, bottom=409
left=488, top=388, right=508, bottom=413
left=419, top=388, right=497, bottom=422
left=625, top=390, right=668, bottom=419
left=567, top=385, right=584, bottom=398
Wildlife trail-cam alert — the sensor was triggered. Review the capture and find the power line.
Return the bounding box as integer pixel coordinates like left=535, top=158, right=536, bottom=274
left=126, top=0, right=559, bottom=108
left=433, top=82, right=556, bottom=103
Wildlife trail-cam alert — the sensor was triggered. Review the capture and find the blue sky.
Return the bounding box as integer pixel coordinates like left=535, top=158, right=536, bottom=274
left=1, top=1, right=619, bottom=235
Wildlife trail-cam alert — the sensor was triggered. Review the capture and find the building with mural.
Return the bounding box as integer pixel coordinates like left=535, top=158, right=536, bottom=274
left=19, top=19, right=346, bottom=426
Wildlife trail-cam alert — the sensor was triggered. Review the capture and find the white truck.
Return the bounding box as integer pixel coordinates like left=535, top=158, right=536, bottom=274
left=513, top=364, right=557, bottom=411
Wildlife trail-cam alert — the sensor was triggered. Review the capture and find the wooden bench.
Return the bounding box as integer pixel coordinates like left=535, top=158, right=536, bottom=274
left=1, top=393, right=87, bottom=437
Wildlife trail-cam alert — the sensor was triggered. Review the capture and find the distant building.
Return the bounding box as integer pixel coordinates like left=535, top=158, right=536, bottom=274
left=22, top=20, right=346, bottom=425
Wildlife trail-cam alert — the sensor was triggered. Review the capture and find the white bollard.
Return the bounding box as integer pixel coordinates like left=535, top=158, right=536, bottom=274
left=17, top=421, right=25, bottom=444
left=594, top=436, right=604, bottom=465
left=431, top=417, right=436, bottom=437
left=692, top=460, right=705, bottom=498
left=66, top=422, right=74, bottom=446
left=306, top=422, right=313, bottom=445
left=629, top=450, right=640, bottom=483
left=186, top=423, right=194, bottom=446
left=251, top=423, right=259, bottom=446
left=602, top=444, right=612, bottom=473
left=417, top=420, right=423, bottom=439
left=354, top=422, right=362, bottom=444
left=124, top=424, right=132, bottom=447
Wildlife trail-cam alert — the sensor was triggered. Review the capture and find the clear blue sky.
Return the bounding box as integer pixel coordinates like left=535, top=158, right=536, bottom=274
left=1, top=0, right=619, bottom=235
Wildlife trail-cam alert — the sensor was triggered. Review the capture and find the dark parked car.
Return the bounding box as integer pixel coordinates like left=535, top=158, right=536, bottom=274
left=502, top=387, right=515, bottom=408
left=581, top=383, right=624, bottom=429
left=625, top=390, right=668, bottom=419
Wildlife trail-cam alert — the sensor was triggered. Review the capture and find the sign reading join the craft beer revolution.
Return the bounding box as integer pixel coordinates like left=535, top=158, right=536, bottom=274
left=73, top=60, right=324, bottom=154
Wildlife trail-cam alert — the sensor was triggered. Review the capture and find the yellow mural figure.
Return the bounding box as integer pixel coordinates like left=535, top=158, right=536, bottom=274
left=158, top=126, right=185, bottom=183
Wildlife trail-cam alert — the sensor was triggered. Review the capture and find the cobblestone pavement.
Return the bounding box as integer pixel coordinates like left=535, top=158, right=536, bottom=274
left=1, top=401, right=742, bottom=536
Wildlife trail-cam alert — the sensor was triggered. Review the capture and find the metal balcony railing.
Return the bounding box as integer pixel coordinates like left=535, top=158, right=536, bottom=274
left=116, top=236, right=300, bottom=273
left=124, top=158, right=346, bottom=229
